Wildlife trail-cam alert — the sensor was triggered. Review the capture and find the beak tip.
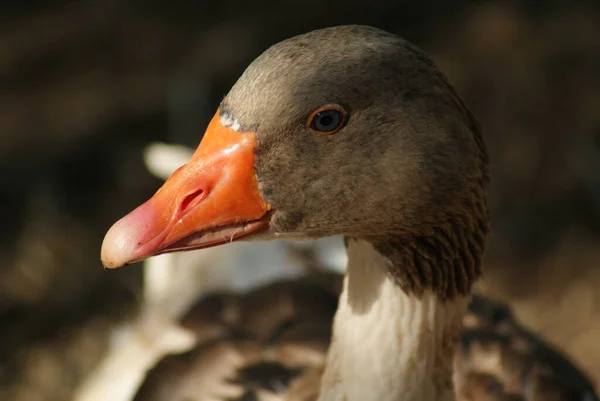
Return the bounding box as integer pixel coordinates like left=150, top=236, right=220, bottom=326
left=100, top=219, right=135, bottom=269
left=101, top=201, right=161, bottom=269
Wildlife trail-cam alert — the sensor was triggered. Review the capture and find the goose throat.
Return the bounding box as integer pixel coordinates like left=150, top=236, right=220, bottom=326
left=319, top=238, right=473, bottom=401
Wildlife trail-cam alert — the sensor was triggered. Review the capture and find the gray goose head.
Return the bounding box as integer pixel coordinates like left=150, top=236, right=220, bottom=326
left=101, top=25, right=490, bottom=401
left=101, top=25, right=489, bottom=292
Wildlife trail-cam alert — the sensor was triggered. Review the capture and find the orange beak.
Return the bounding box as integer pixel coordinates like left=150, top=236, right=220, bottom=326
left=100, top=110, right=271, bottom=268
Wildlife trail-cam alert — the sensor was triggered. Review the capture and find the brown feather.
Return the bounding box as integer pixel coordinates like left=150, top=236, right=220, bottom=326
left=133, top=276, right=597, bottom=401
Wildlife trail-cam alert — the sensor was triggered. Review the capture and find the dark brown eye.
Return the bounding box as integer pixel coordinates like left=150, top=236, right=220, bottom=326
left=307, top=105, right=347, bottom=135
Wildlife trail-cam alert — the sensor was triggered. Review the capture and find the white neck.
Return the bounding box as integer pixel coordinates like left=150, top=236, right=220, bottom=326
left=319, top=239, right=469, bottom=401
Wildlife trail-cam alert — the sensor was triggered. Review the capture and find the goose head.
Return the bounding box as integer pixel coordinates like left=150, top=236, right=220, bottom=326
left=101, top=25, right=488, bottom=278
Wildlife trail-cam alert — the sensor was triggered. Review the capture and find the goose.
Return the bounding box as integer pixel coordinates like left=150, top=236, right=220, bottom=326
left=100, top=25, right=598, bottom=401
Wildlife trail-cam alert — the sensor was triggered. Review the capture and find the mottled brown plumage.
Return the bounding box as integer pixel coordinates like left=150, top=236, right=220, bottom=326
left=455, top=295, right=598, bottom=401
left=133, top=276, right=597, bottom=401
left=134, top=273, right=339, bottom=401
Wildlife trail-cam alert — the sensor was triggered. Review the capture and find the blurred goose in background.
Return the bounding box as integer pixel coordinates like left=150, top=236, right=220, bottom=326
left=98, top=26, right=598, bottom=401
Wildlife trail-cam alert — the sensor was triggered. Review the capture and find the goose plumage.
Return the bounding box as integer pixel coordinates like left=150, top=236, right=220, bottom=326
left=100, top=25, right=598, bottom=401
left=128, top=272, right=597, bottom=401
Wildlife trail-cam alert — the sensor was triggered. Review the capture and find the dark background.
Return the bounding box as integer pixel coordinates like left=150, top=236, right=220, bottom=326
left=1, top=1, right=599, bottom=399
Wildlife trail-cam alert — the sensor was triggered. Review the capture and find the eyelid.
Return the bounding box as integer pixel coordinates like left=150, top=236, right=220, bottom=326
left=307, top=104, right=348, bottom=135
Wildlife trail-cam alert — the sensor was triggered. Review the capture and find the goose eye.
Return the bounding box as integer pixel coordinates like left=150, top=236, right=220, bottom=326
left=308, top=105, right=347, bottom=135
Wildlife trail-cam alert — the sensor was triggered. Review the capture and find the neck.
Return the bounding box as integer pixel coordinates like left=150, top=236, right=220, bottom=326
left=319, top=238, right=473, bottom=401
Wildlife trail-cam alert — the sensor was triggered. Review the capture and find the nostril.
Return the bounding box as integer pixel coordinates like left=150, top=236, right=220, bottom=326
left=180, top=189, right=205, bottom=214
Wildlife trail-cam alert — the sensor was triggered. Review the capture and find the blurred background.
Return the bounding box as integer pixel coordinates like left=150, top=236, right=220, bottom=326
left=1, top=0, right=599, bottom=399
